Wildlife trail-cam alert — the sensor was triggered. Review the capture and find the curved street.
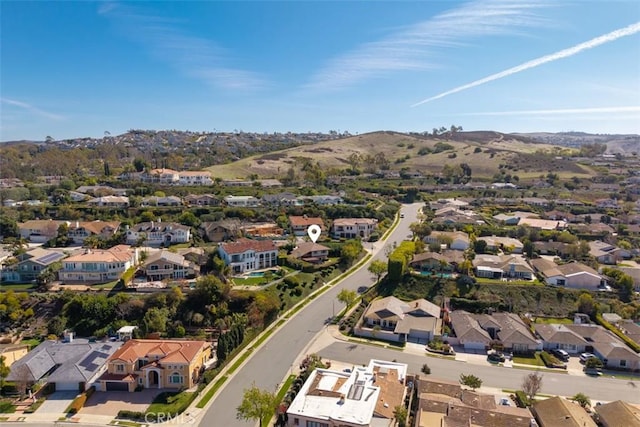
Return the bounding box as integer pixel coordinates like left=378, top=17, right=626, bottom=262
left=197, top=203, right=423, bottom=427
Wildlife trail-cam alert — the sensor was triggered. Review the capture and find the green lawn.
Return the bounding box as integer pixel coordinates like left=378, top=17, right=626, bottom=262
left=196, top=375, right=229, bottom=409
left=92, top=280, right=120, bottom=290
left=513, top=352, right=545, bottom=367
left=0, top=401, right=16, bottom=414
left=0, top=283, right=35, bottom=291
left=145, top=391, right=196, bottom=420
left=232, top=276, right=268, bottom=286
left=534, top=317, right=573, bottom=324
left=21, top=337, right=43, bottom=349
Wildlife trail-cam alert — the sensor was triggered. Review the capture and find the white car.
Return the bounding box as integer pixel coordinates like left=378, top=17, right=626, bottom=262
left=580, top=352, right=597, bottom=363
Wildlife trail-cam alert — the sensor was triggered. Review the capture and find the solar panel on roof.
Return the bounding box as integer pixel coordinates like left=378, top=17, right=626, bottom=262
left=35, top=252, right=63, bottom=264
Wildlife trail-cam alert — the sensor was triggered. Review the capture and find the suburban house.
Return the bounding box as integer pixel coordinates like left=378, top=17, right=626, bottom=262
left=98, top=339, right=210, bottom=391
left=477, top=235, right=524, bottom=253
left=517, top=217, right=567, bottom=230
left=178, top=170, right=212, bottom=186
left=298, top=195, right=344, bottom=205
left=289, top=216, right=325, bottom=237
left=286, top=359, right=407, bottom=427
left=424, top=231, right=470, bottom=251
left=58, top=245, right=138, bottom=284
left=1, top=247, right=67, bottom=282
left=75, top=185, right=128, bottom=196
left=530, top=259, right=607, bottom=291
left=447, top=311, right=541, bottom=353
left=126, top=221, right=191, bottom=246
left=67, top=220, right=121, bottom=243
left=415, top=377, right=533, bottom=427
left=409, top=252, right=455, bottom=274
left=473, top=254, right=534, bottom=280
left=18, top=219, right=62, bottom=243
left=331, top=218, right=378, bottom=239
left=261, top=192, right=300, bottom=206
left=492, top=213, right=521, bottom=225
left=595, top=400, right=640, bottom=427
left=184, top=194, right=220, bottom=206
left=7, top=339, right=122, bottom=392
left=531, top=397, right=596, bottom=427
left=199, top=220, right=242, bottom=242
left=141, top=196, right=182, bottom=207
left=588, top=240, right=629, bottom=264
left=143, top=168, right=180, bottom=184
left=87, top=195, right=130, bottom=208
left=218, top=238, right=278, bottom=274
left=224, top=195, right=261, bottom=207
left=290, top=242, right=330, bottom=263
left=534, top=324, right=589, bottom=354
left=356, top=296, right=442, bottom=343
left=142, top=250, right=196, bottom=281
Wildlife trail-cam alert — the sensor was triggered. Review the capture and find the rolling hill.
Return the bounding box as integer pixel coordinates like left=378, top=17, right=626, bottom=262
left=206, top=131, right=596, bottom=181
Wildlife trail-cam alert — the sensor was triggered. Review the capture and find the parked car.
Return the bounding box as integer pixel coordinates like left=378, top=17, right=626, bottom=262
left=487, top=350, right=505, bottom=363
left=584, top=368, right=603, bottom=376
left=550, top=348, right=570, bottom=361
left=499, top=398, right=512, bottom=406
left=580, top=352, right=597, bottom=363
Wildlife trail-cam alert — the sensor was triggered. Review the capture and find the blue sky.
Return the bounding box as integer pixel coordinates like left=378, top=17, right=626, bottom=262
left=2, top=0, right=639, bottom=141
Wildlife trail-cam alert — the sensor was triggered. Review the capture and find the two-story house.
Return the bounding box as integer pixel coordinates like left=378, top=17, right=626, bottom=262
left=289, top=216, right=325, bottom=237
left=144, top=168, right=180, bottom=185
left=58, top=245, right=138, bottom=284
left=218, top=238, right=278, bottom=274
left=18, top=219, right=63, bottom=243
left=178, top=171, right=212, bottom=186
left=125, top=221, right=191, bottom=247
left=290, top=242, right=330, bottom=263
left=1, top=247, right=67, bottom=282
left=143, top=250, right=196, bottom=281
left=331, top=218, right=378, bottom=239
left=98, top=339, right=210, bottom=391
left=67, top=221, right=121, bottom=244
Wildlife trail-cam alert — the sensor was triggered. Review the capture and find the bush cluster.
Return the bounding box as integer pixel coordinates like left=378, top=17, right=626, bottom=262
left=514, top=390, right=530, bottom=407
left=539, top=351, right=563, bottom=368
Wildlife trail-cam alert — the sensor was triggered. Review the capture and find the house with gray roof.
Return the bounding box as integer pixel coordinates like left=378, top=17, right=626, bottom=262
left=7, top=339, right=122, bottom=392
left=356, top=296, right=441, bottom=344
left=473, top=254, right=534, bottom=280
left=142, top=250, right=196, bottom=281
left=530, top=259, right=606, bottom=291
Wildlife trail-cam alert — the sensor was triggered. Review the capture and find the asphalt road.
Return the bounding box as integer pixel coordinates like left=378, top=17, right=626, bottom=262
left=199, top=203, right=423, bottom=427
left=316, top=341, right=640, bottom=404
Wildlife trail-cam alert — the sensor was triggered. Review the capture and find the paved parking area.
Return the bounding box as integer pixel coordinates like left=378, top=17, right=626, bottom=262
left=79, top=389, right=160, bottom=417
left=36, top=391, right=78, bottom=416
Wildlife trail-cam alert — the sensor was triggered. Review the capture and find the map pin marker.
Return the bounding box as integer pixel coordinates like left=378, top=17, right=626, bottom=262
left=307, top=225, right=321, bottom=243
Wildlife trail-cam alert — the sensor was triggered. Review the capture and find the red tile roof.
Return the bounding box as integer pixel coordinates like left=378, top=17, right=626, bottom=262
left=289, top=216, right=324, bottom=227
left=220, top=238, right=277, bottom=255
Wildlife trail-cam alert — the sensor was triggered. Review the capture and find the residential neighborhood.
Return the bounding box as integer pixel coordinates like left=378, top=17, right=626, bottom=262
left=0, top=130, right=639, bottom=427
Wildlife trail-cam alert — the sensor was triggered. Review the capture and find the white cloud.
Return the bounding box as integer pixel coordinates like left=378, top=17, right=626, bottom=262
left=1, top=98, right=65, bottom=120
left=99, top=2, right=266, bottom=91
left=412, top=21, right=640, bottom=106
left=306, top=0, right=551, bottom=91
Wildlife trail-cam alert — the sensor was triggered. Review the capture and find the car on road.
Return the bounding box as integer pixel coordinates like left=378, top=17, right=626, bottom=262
left=580, top=352, right=597, bottom=363
left=584, top=368, right=603, bottom=376
left=400, top=213, right=405, bottom=218
left=550, top=348, right=570, bottom=362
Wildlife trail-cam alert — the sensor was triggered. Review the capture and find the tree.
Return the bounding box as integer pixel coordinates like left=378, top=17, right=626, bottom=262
left=48, top=316, right=66, bottom=336
left=337, top=289, right=357, bottom=310
left=577, top=293, right=596, bottom=317
left=421, top=363, right=431, bottom=375
left=143, top=307, right=169, bottom=334
left=236, top=384, right=278, bottom=427
left=393, top=405, right=408, bottom=427
left=572, top=392, right=590, bottom=408
left=0, top=355, right=10, bottom=390
left=585, top=357, right=603, bottom=369
left=340, top=239, right=362, bottom=266
left=459, top=373, right=482, bottom=390
left=473, top=239, right=487, bottom=254
left=368, top=260, right=388, bottom=283
left=521, top=372, right=543, bottom=401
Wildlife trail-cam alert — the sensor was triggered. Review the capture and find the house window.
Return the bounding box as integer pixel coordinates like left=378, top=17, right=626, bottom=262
left=293, top=419, right=299, bottom=426
left=169, top=373, right=183, bottom=384
left=306, top=422, right=329, bottom=427
left=556, top=279, right=565, bottom=286
left=620, top=360, right=627, bottom=367
left=116, top=364, right=124, bottom=372
left=138, top=378, right=143, bottom=384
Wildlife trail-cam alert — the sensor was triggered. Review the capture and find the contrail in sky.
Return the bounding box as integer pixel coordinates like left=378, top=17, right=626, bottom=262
left=412, top=22, right=640, bottom=107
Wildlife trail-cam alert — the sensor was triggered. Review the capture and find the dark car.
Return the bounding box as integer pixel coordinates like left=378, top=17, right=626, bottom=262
left=550, top=348, right=570, bottom=361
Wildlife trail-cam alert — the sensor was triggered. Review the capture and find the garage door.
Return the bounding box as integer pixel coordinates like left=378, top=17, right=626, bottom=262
left=55, top=382, right=79, bottom=391
left=105, top=382, right=128, bottom=391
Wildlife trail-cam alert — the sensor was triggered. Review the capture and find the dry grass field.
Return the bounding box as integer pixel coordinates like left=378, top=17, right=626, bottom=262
left=206, top=131, right=597, bottom=180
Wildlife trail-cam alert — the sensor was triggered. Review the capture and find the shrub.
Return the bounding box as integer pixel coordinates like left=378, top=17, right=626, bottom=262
left=595, top=314, right=640, bottom=352
left=66, top=393, right=87, bottom=414
left=118, top=410, right=145, bottom=420
left=539, top=351, right=563, bottom=368
left=514, top=390, right=530, bottom=407
left=421, top=364, right=431, bottom=375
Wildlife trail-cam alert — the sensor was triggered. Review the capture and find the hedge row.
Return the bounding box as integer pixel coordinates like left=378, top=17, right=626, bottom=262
left=514, top=390, right=530, bottom=407
left=118, top=410, right=145, bottom=420
left=539, top=351, right=563, bottom=368
left=595, top=314, right=640, bottom=353
left=67, top=394, right=87, bottom=414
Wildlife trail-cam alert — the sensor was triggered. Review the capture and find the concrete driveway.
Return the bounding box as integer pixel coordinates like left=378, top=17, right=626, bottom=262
left=80, top=389, right=160, bottom=417
left=36, top=391, right=78, bottom=416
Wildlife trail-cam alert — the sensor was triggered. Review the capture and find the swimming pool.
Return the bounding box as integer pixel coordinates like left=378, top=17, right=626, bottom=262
left=247, top=271, right=265, bottom=277
left=420, top=271, right=453, bottom=278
